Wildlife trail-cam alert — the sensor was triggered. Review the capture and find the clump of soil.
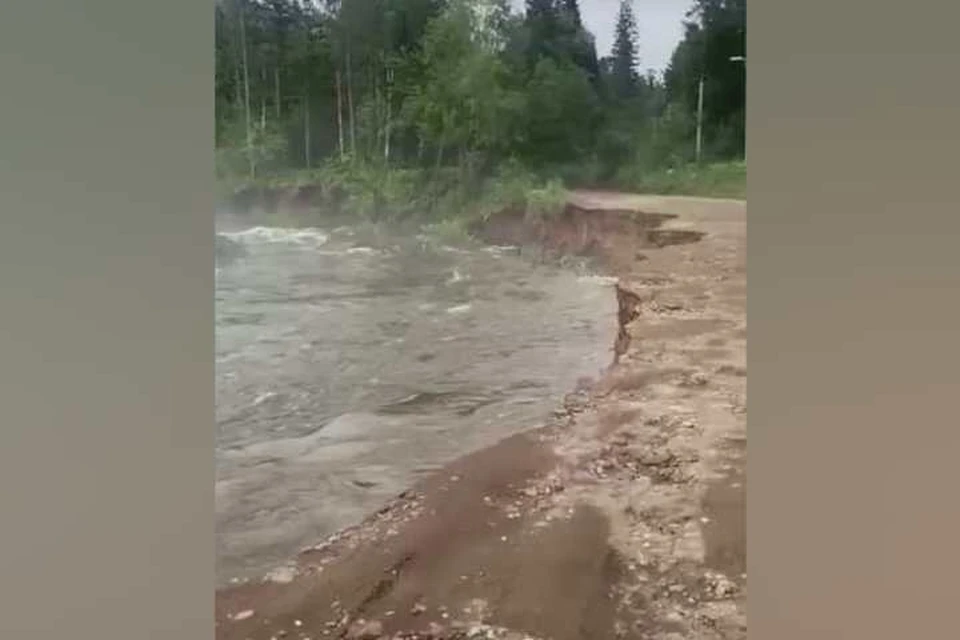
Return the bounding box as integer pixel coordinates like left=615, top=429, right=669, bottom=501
left=470, top=204, right=685, bottom=269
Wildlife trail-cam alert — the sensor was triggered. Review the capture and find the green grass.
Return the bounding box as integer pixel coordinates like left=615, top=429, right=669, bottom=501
left=218, top=159, right=571, bottom=229
left=615, top=160, right=746, bottom=200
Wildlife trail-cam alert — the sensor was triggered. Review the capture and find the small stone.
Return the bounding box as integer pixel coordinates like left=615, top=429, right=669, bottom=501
left=231, top=609, right=255, bottom=621
left=411, top=603, right=427, bottom=616
left=346, top=619, right=382, bottom=639
left=664, top=610, right=684, bottom=624
left=294, top=620, right=303, bottom=627
left=265, top=565, right=298, bottom=584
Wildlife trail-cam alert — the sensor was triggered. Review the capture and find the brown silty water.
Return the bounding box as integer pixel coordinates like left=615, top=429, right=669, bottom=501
left=215, top=221, right=618, bottom=584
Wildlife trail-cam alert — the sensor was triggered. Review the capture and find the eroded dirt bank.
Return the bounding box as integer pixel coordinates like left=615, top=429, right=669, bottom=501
left=215, top=192, right=746, bottom=640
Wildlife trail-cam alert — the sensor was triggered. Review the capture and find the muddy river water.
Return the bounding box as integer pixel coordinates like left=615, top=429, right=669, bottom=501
left=215, top=222, right=617, bottom=584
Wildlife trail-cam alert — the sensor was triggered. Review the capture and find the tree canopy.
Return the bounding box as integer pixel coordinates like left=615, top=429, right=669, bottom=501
left=215, top=0, right=747, bottom=183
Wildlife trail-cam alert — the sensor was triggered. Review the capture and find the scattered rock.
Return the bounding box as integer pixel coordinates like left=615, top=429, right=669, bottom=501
left=703, top=572, right=738, bottom=599
left=230, top=609, right=255, bottom=621
left=265, top=565, right=298, bottom=584
left=411, top=602, right=428, bottom=616
left=346, top=619, right=383, bottom=639
left=630, top=446, right=675, bottom=467
left=546, top=474, right=564, bottom=493
left=679, top=371, right=709, bottom=387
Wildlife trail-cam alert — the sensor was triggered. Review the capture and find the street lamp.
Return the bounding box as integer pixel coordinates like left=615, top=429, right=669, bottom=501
left=695, top=55, right=746, bottom=164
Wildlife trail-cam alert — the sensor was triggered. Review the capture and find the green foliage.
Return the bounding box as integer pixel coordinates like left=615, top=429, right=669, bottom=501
left=421, top=217, right=472, bottom=245
left=610, top=0, right=639, bottom=99
left=524, top=178, right=568, bottom=221
left=614, top=160, right=746, bottom=199
left=215, top=0, right=747, bottom=214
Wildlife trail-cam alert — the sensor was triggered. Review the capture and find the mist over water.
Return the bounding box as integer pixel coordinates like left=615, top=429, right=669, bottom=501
left=215, top=219, right=617, bottom=583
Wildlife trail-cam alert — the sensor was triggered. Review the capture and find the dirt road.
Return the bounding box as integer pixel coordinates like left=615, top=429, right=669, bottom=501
left=215, top=192, right=747, bottom=640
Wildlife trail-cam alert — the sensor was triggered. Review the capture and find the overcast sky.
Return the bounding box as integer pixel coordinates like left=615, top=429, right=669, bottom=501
left=511, top=0, right=691, bottom=74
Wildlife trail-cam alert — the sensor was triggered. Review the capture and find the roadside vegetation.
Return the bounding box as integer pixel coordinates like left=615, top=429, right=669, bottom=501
left=215, top=0, right=746, bottom=223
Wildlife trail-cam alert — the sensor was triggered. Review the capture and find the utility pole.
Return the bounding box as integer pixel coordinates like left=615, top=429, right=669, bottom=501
left=695, top=75, right=705, bottom=164
left=729, top=56, right=746, bottom=163
left=696, top=56, right=745, bottom=165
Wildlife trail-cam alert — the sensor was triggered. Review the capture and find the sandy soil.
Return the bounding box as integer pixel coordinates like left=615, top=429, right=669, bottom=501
left=215, top=192, right=746, bottom=640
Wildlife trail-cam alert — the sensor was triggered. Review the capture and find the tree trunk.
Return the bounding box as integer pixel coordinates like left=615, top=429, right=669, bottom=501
left=346, top=47, right=356, bottom=158
left=274, top=67, right=281, bottom=120
left=238, top=4, right=254, bottom=178
left=304, top=93, right=311, bottom=169
left=234, top=54, right=243, bottom=113
left=384, top=66, right=392, bottom=164
left=335, top=67, right=345, bottom=160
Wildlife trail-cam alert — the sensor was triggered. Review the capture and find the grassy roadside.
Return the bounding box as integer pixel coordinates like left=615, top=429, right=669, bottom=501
left=217, top=161, right=569, bottom=230
left=216, top=159, right=745, bottom=240
left=613, top=160, right=746, bottom=200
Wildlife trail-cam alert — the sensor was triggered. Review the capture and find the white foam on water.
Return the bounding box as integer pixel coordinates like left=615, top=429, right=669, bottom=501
left=446, top=304, right=472, bottom=315
left=346, top=246, right=377, bottom=255
left=221, top=226, right=329, bottom=246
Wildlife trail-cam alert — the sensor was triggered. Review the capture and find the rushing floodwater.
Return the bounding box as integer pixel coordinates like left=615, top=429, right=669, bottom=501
left=215, top=222, right=617, bottom=584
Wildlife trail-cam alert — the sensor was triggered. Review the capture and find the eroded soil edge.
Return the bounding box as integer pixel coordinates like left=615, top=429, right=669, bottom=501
left=216, top=193, right=746, bottom=640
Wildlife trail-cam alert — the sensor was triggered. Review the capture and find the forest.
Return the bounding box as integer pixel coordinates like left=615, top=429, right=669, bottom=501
left=215, top=0, right=746, bottom=216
